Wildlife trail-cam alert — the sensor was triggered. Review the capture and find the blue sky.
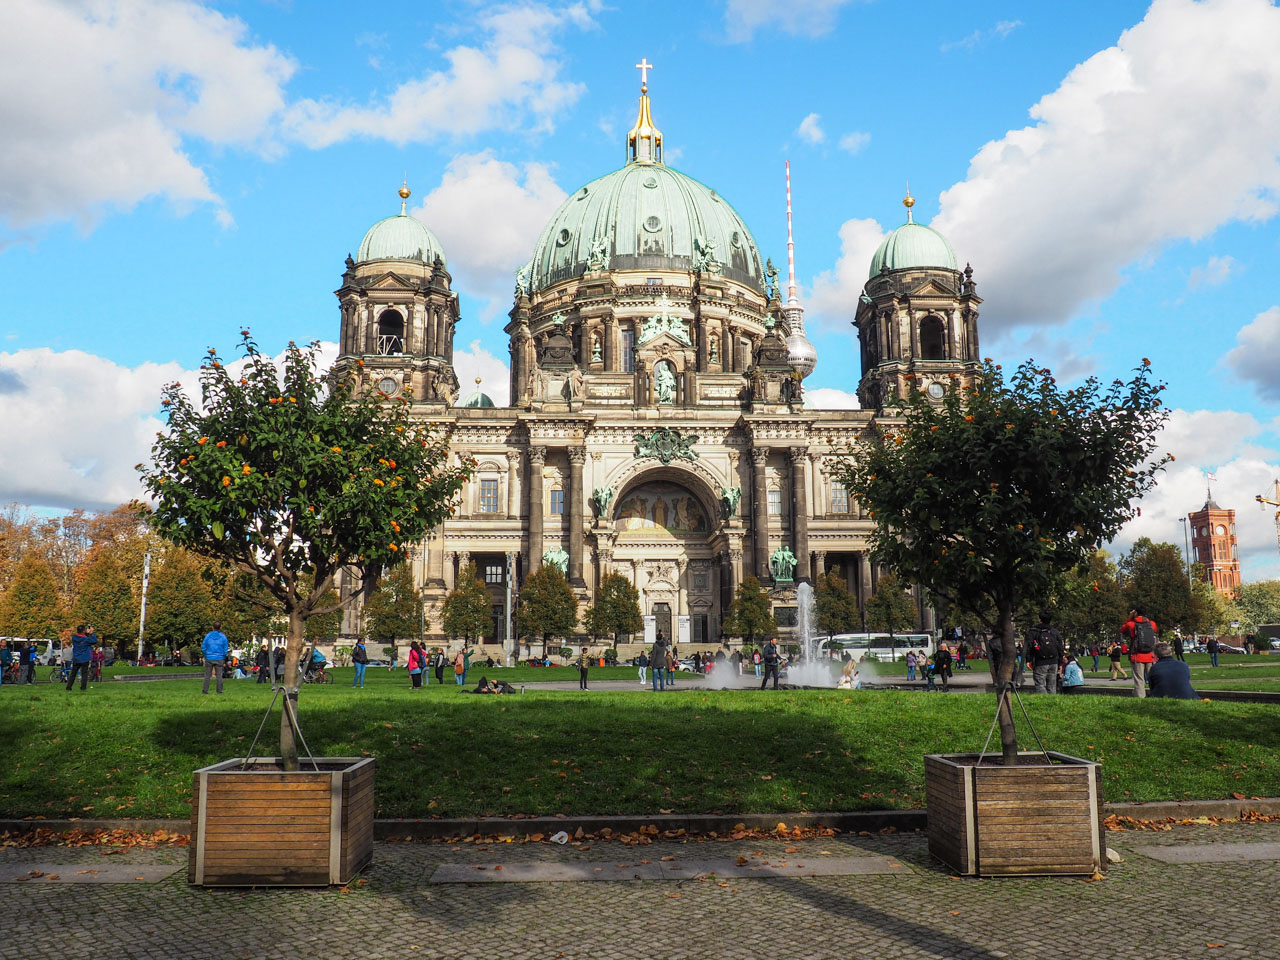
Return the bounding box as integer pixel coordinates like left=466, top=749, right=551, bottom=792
left=3, top=0, right=1280, bottom=578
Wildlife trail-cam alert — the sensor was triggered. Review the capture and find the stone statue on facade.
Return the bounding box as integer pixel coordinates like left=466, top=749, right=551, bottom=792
left=720, top=486, right=741, bottom=520
left=563, top=367, right=585, bottom=400
left=693, top=237, right=721, bottom=275
left=514, top=262, right=532, bottom=298
left=765, top=258, right=780, bottom=300
left=542, top=546, right=570, bottom=576
left=586, top=235, right=609, bottom=272
left=653, top=361, right=677, bottom=404
left=770, top=545, right=798, bottom=582
left=591, top=486, right=614, bottom=518
left=591, top=333, right=602, bottom=362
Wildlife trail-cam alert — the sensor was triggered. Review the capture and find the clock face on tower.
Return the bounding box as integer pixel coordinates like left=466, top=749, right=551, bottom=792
left=1216, top=524, right=1226, bottom=536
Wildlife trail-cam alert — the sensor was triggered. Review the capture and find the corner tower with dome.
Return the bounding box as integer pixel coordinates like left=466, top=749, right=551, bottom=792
left=330, top=66, right=982, bottom=659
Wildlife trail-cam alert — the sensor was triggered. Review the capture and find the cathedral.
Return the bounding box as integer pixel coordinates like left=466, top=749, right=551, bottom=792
left=333, top=67, right=983, bottom=657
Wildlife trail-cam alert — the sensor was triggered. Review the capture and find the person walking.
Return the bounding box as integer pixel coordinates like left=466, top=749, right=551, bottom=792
left=351, top=638, right=368, bottom=688
left=201, top=623, right=228, bottom=695
left=637, top=650, right=648, bottom=686
left=577, top=646, right=591, bottom=690
left=760, top=637, right=781, bottom=690
left=957, top=639, right=969, bottom=671
left=1108, top=640, right=1129, bottom=680
left=752, top=647, right=762, bottom=679
left=388, top=646, right=398, bottom=671
left=934, top=643, right=953, bottom=691
left=1028, top=611, right=1064, bottom=694
left=1172, top=631, right=1185, bottom=662
left=462, top=647, right=472, bottom=686
left=254, top=644, right=270, bottom=684
left=407, top=641, right=424, bottom=689
left=433, top=647, right=446, bottom=685
left=1088, top=642, right=1101, bottom=673
left=1121, top=607, right=1158, bottom=698
left=905, top=649, right=917, bottom=682
left=1148, top=642, right=1199, bottom=699
left=665, top=647, right=676, bottom=687
left=1207, top=635, right=1220, bottom=669
left=65, top=625, right=97, bottom=691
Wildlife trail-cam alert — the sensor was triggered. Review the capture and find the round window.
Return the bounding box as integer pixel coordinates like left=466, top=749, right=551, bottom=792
left=730, top=231, right=742, bottom=248
left=377, top=376, right=399, bottom=397
left=926, top=382, right=945, bottom=400
left=643, top=215, right=662, bottom=233
left=556, top=228, right=571, bottom=246
left=576, top=186, right=589, bottom=200
left=1216, top=524, right=1227, bottom=536
left=643, top=176, right=658, bottom=189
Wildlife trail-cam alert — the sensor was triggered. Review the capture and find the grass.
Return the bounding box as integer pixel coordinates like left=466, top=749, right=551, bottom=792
left=4, top=669, right=1279, bottom=822
left=96, top=663, right=687, bottom=683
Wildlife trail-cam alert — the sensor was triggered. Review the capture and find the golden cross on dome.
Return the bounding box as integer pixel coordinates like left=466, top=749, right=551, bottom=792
left=635, top=57, right=653, bottom=90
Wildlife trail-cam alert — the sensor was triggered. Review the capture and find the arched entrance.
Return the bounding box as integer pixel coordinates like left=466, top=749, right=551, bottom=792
left=607, top=468, right=723, bottom=648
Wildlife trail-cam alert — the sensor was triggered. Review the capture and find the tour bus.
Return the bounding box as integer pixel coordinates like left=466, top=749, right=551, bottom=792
left=816, top=633, right=935, bottom=662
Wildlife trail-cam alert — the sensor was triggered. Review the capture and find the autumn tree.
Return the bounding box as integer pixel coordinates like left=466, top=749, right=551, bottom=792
left=815, top=571, right=861, bottom=639
left=1225, top=579, right=1280, bottom=635
left=863, top=571, right=917, bottom=637
left=73, top=553, right=139, bottom=658
left=0, top=553, right=64, bottom=638
left=581, top=571, right=643, bottom=646
left=139, top=333, right=468, bottom=767
left=145, top=548, right=214, bottom=657
left=833, top=358, right=1169, bottom=765
left=720, top=575, right=777, bottom=646
left=363, top=563, right=423, bottom=645
left=1053, top=550, right=1127, bottom=650
left=441, top=562, right=490, bottom=644
left=516, top=565, right=578, bottom=658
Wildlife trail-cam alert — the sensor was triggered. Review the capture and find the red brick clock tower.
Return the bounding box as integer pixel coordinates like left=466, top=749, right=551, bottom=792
left=1188, top=492, right=1241, bottom=598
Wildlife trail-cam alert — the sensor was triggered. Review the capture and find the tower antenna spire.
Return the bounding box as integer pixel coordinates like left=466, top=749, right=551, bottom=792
left=782, top=161, right=816, bottom=380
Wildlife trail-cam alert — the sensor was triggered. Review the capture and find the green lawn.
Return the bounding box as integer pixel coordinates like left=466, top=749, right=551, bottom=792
left=3, top=673, right=1277, bottom=822
left=97, top=663, right=688, bottom=683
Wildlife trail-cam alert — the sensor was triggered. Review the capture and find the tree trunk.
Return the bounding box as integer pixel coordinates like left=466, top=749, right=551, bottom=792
left=280, top=608, right=305, bottom=771
left=991, top=601, right=1019, bottom=766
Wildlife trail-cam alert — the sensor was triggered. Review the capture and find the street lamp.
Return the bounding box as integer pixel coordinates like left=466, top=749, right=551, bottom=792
left=1178, top=517, right=1193, bottom=587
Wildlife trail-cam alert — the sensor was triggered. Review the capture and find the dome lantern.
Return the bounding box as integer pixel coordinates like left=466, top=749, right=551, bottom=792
left=356, top=183, right=447, bottom=266
left=627, top=58, right=663, bottom=165
left=867, top=188, right=957, bottom=278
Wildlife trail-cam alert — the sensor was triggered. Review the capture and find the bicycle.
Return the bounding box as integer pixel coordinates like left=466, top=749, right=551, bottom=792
left=48, top=662, right=72, bottom=684
left=300, top=661, right=330, bottom=684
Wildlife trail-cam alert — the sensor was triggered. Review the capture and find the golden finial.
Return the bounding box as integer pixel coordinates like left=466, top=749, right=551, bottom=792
left=398, top=177, right=410, bottom=215
left=903, top=181, right=914, bottom=223
left=475, top=377, right=482, bottom=387
left=627, top=58, right=663, bottom=165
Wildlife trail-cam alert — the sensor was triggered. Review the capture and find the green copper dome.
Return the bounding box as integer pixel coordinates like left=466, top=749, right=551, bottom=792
left=458, top=389, right=495, bottom=408
left=356, top=212, right=446, bottom=267
left=868, top=221, right=957, bottom=278
left=527, top=163, right=765, bottom=292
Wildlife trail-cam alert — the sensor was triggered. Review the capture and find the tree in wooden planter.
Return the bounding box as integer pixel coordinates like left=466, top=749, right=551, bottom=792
left=830, top=358, right=1169, bottom=874
left=141, top=334, right=468, bottom=883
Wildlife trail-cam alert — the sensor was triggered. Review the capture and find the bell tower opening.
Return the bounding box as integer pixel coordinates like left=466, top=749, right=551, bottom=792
left=377, top=309, right=405, bottom=356
left=920, top=315, right=945, bottom=360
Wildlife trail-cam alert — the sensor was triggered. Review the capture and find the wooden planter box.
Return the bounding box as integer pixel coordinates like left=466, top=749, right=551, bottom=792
left=924, top=752, right=1104, bottom=877
left=188, top=757, right=375, bottom=887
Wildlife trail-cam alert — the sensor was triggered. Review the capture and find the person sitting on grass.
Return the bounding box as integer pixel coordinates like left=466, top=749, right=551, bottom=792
left=1148, top=641, right=1199, bottom=700
left=1062, top=655, right=1086, bottom=694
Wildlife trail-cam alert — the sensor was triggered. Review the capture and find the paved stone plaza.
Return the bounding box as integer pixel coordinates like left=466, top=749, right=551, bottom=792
left=3, top=820, right=1278, bottom=960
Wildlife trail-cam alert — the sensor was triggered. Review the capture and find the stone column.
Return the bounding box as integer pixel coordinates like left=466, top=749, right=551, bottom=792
left=813, top=550, right=826, bottom=584
left=457, top=550, right=471, bottom=582
left=790, top=447, right=810, bottom=582
left=604, top=317, right=616, bottom=371
left=428, top=530, right=446, bottom=587
left=676, top=560, right=687, bottom=616
left=751, top=447, right=771, bottom=581
left=527, top=445, right=546, bottom=572
left=567, top=446, right=587, bottom=586
left=728, top=543, right=744, bottom=592
left=505, top=453, right=518, bottom=519
left=859, top=552, right=873, bottom=612
left=444, top=552, right=456, bottom=592
left=722, top=319, right=733, bottom=372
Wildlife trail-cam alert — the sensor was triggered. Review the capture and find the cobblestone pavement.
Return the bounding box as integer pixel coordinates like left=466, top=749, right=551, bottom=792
left=4, top=821, right=1278, bottom=960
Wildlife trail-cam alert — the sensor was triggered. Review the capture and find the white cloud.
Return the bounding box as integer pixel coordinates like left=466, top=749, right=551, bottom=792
left=838, top=131, right=871, bottom=155
left=0, top=0, right=296, bottom=230
left=1223, top=306, right=1280, bottom=401
left=933, top=0, right=1280, bottom=334
left=805, top=387, right=860, bottom=410
left=807, top=217, right=886, bottom=331
left=282, top=4, right=589, bottom=148
left=1188, top=253, right=1238, bottom=289
left=453, top=339, right=511, bottom=407
left=413, top=151, right=566, bottom=312
left=941, top=19, right=1021, bottom=53
left=1115, top=408, right=1280, bottom=580
left=797, top=113, right=826, bottom=145
left=724, top=0, right=861, bottom=42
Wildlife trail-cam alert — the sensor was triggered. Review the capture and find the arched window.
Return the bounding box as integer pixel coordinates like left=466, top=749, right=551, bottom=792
left=920, top=316, right=945, bottom=360
left=377, top=309, right=405, bottom=355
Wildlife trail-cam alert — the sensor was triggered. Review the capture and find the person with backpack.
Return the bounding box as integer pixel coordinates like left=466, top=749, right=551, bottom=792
left=454, top=648, right=467, bottom=685
left=1121, top=607, right=1158, bottom=698
left=752, top=647, right=762, bottom=679
left=1028, top=611, right=1064, bottom=694
left=1107, top=640, right=1129, bottom=681
left=351, top=638, right=369, bottom=688
left=406, top=641, right=424, bottom=689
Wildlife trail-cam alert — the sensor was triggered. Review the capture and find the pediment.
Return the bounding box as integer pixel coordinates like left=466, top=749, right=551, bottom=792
left=369, top=271, right=417, bottom=290
left=904, top=277, right=957, bottom=299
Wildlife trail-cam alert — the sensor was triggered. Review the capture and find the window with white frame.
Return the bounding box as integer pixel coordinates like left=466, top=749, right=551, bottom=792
left=479, top=479, right=500, bottom=513
left=550, top=488, right=565, bottom=515
left=767, top=489, right=782, bottom=516
left=831, top=481, right=850, bottom=514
